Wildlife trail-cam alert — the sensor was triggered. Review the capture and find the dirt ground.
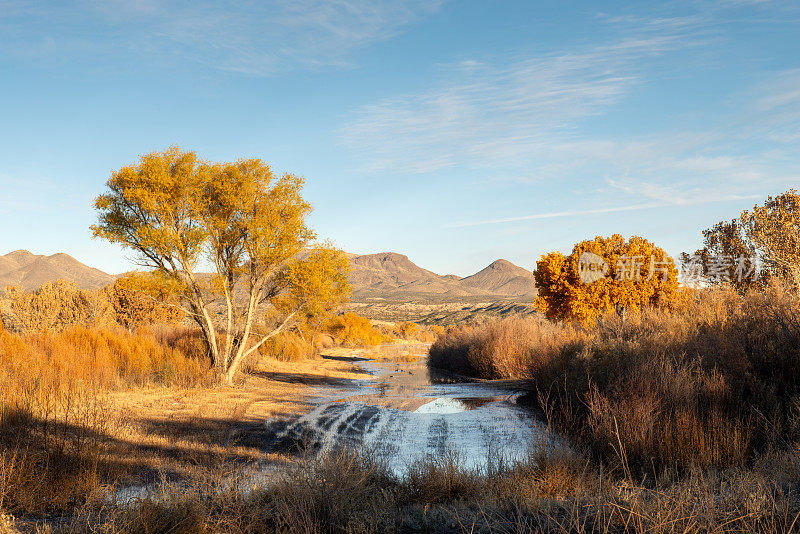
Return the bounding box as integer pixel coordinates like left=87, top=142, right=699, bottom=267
left=106, top=351, right=370, bottom=423
left=99, top=349, right=376, bottom=483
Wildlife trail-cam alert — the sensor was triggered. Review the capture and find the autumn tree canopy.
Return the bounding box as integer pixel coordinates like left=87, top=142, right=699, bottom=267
left=743, top=189, right=800, bottom=291
left=690, top=189, right=800, bottom=291
left=534, top=234, right=679, bottom=323
left=92, top=147, right=350, bottom=383
left=281, top=244, right=350, bottom=349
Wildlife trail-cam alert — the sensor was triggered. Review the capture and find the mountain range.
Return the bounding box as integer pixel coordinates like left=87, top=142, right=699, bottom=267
left=0, top=250, right=537, bottom=299
left=0, top=250, right=115, bottom=291
left=347, top=252, right=537, bottom=299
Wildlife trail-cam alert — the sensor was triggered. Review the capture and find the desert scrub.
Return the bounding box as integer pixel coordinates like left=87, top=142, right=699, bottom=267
left=1, top=277, right=186, bottom=336
left=429, top=285, right=800, bottom=473
left=258, top=331, right=316, bottom=362
left=429, top=316, right=583, bottom=379
left=0, top=326, right=211, bottom=515
left=327, top=312, right=390, bottom=346
left=392, top=321, right=441, bottom=342
left=0, top=327, right=210, bottom=396
left=61, top=446, right=800, bottom=533
left=1, top=280, right=115, bottom=333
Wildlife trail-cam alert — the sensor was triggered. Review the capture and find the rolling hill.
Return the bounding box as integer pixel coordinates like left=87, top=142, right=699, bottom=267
left=347, top=252, right=537, bottom=299
left=0, top=249, right=537, bottom=300
left=0, top=250, right=115, bottom=291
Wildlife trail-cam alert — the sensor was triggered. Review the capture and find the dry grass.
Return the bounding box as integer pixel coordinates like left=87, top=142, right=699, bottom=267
left=47, top=444, right=800, bottom=533
left=0, top=326, right=212, bottom=515
left=259, top=331, right=316, bottom=362
left=0, top=327, right=210, bottom=400
left=430, top=284, right=800, bottom=476
left=429, top=315, right=581, bottom=379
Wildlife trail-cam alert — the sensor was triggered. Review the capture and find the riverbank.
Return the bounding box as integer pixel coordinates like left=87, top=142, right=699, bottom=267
left=0, top=342, right=376, bottom=529
left=264, top=342, right=550, bottom=473
left=6, top=339, right=800, bottom=532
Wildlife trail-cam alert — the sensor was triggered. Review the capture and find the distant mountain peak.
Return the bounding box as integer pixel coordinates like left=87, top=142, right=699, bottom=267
left=5, top=249, right=36, bottom=260
left=487, top=259, right=516, bottom=270
left=0, top=250, right=113, bottom=291
left=458, top=258, right=536, bottom=296
left=0, top=248, right=537, bottom=299
left=372, top=252, right=411, bottom=264
left=347, top=252, right=536, bottom=299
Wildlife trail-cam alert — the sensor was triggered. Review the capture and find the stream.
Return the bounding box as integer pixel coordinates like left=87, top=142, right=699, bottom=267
left=267, top=342, right=555, bottom=473
left=114, top=343, right=557, bottom=503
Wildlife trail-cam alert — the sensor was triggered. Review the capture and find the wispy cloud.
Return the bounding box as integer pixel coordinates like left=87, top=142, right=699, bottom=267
left=0, top=0, right=444, bottom=74
left=341, top=17, right=704, bottom=174
left=341, top=4, right=800, bottom=229
left=448, top=193, right=760, bottom=228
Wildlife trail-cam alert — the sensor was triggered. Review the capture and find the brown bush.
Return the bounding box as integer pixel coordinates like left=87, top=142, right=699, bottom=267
left=258, top=331, right=315, bottom=362
left=0, top=326, right=211, bottom=515
left=272, top=447, right=397, bottom=532
left=429, top=284, right=800, bottom=473
left=2, top=280, right=115, bottom=333
left=429, top=316, right=583, bottom=379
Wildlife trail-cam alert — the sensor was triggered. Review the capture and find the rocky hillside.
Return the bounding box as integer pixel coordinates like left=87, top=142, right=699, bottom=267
left=0, top=249, right=538, bottom=301
left=348, top=252, right=537, bottom=300
left=0, top=250, right=114, bottom=290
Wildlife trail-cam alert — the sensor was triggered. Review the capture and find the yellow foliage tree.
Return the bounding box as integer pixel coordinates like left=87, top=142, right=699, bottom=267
left=742, top=188, right=800, bottom=291
left=534, top=234, right=679, bottom=323
left=92, top=147, right=350, bottom=383
left=686, top=218, right=760, bottom=291
left=280, top=244, right=351, bottom=351
left=394, top=321, right=420, bottom=340
left=691, top=189, right=800, bottom=291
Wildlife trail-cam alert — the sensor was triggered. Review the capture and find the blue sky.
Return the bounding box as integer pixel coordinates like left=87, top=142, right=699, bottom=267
left=1, top=0, right=799, bottom=276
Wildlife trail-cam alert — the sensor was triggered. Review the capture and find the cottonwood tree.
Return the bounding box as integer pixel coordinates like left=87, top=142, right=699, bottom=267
left=282, top=244, right=350, bottom=352
left=743, top=189, right=800, bottom=291
left=692, top=218, right=759, bottom=291
left=534, top=234, right=679, bottom=323
left=690, top=189, right=800, bottom=292
left=92, top=147, right=349, bottom=383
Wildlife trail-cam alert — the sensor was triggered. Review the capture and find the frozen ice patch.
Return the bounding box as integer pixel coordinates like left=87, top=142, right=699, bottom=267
left=414, top=397, right=468, bottom=414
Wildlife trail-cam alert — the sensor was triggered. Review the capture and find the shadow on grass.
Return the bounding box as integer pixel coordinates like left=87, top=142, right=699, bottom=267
left=248, top=369, right=362, bottom=387
left=0, top=406, right=298, bottom=515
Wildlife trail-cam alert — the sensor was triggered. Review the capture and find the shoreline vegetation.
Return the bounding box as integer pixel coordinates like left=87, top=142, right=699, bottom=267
left=3, top=285, right=800, bottom=532
left=429, top=284, right=800, bottom=471
left=425, top=283, right=800, bottom=532
left=0, top=286, right=450, bottom=532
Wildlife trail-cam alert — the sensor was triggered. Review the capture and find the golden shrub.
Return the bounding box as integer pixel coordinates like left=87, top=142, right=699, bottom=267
left=3, top=280, right=115, bottom=333
left=327, top=313, right=389, bottom=346
left=394, top=321, right=419, bottom=339
left=534, top=234, right=679, bottom=323
left=0, top=327, right=210, bottom=409
left=107, top=273, right=184, bottom=329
